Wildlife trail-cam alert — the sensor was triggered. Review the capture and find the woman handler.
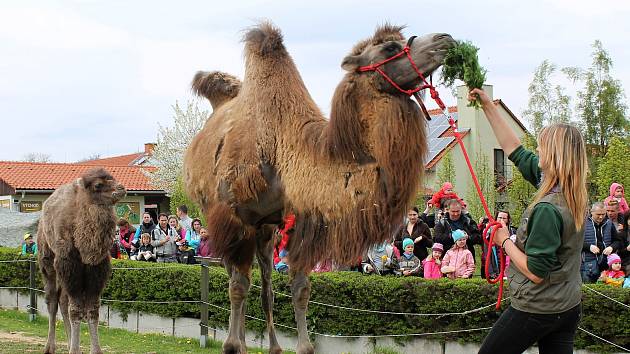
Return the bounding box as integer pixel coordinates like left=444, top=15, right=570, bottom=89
left=471, top=88, right=587, bottom=354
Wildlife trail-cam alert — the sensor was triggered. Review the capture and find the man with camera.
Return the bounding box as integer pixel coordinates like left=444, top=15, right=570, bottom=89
left=433, top=199, right=482, bottom=260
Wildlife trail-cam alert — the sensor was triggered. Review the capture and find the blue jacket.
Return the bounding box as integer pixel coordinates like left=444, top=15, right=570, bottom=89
left=185, top=229, right=201, bottom=251
left=582, top=217, right=613, bottom=262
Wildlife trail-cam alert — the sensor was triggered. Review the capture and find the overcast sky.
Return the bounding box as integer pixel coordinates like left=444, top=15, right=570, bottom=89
left=1, top=0, right=629, bottom=162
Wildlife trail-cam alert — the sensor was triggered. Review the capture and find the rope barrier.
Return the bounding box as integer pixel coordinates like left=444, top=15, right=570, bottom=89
left=249, top=283, right=507, bottom=316
left=0, top=259, right=33, bottom=263
left=583, top=285, right=630, bottom=310
left=202, top=299, right=494, bottom=339
left=101, top=299, right=198, bottom=304
left=578, top=326, right=630, bottom=353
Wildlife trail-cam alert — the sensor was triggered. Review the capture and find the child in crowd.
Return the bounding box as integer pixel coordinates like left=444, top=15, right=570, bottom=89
left=132, top=233, right=156, bottom=262
left=441, top=230, right=475, bottom=279
left=21, top=233, right=38, bottom=255
left=598, top=253, right=625, bottom=287
left=605, top=182, right=629, bottom=215
left=430, top=182, right=466, bottom=210
left=275, top=249, right=289, bottom=273
left=168, top=215, right=187, bottom=241
left=362, top=240, right=398, bottom=275
left=397, top=238, right=422, bottom=276
left=177, top=240, right=197, bottom=264
left=422, top=243, right=444, bottom=279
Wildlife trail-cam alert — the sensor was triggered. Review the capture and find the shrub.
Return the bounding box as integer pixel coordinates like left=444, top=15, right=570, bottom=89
left=1, top=247, right=628, bottom=352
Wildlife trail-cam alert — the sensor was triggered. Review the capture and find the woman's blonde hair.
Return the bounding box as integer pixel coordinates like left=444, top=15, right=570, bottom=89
left=533, top=123, right=588, bottom=230
left=168, top=215, right=181, bottom=231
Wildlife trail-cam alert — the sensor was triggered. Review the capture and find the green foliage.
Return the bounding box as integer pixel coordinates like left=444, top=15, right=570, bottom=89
left=441, top=41, right=486, bottom=108
left=435, top=150, right=456, bottom=191
left=169, top=175, right=204, bottom=222
left=507, top=134, right=538, bottom=225
left=565, top=40, right=629, bottom=162
left=464, top=149, right=496, bottom=221
left=595, top=137, right=630, bottom=200
left=1, top=247, right=629, bottom=352
left=523, top=60, right=572, bottom=136
left=150, top=100, right=209, bottom=193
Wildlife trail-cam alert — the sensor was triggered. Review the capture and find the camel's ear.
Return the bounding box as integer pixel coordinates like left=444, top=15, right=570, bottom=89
left=341, top=54, right=362, bottom=71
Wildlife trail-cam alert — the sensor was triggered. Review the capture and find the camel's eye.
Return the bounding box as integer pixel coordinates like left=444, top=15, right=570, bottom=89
left=94, top=182, right=103, bottom=191
left=383, top=43, right=401, bottom=55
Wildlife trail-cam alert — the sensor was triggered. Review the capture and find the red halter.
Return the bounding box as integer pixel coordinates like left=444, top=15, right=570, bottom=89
left=357, top=35, right=447, bottom=116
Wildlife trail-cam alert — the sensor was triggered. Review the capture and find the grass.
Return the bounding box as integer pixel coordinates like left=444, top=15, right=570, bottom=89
left=0, top=308, right=269, bottom=354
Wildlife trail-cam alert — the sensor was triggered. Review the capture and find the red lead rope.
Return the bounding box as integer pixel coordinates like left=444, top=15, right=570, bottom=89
left=358, top=38, right=506, bottom=309
left=448, top=117, right=506, bottom=310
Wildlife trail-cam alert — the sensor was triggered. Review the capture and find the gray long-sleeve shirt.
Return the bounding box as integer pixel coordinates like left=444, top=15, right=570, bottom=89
left=151, top=226, right=178, bottom=257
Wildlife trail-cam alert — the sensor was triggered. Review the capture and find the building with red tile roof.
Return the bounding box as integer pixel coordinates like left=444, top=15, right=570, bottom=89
left=0, top=160, right=166, bottom=224
left=421, top=85, right=528, bottom=203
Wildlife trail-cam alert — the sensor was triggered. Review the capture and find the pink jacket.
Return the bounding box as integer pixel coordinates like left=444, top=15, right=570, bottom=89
left=605, top=182, right=629, bottom=215
left=422, top=257, right=443, bottom=279
left=442, top=247, right=475, bottom=279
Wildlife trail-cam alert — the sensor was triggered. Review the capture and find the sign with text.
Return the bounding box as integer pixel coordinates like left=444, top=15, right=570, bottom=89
left=20, top=201, right=42, bottom=213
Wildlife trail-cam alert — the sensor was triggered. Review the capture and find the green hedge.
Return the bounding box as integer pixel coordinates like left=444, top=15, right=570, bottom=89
left=1, top=247, right=628, bottom=353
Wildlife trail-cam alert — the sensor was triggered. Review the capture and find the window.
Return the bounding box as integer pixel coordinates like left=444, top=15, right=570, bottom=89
left=494, top=149, right=506, bottom=188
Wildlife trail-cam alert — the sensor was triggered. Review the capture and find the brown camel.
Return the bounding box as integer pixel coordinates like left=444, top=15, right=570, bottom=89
left=184, top=22, right=454, bottom=354
left=37, top=168, right=126, bottom=354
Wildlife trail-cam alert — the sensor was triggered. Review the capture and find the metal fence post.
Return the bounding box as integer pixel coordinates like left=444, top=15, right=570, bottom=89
left=29, top=258, right=37, bottom=322
left=200, top=258, right=209, bottom=348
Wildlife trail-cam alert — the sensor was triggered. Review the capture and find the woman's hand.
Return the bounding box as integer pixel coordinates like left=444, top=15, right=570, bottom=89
left=468, top=88, right=492, bottom=107
left=491, top=226, right=509, bottom=247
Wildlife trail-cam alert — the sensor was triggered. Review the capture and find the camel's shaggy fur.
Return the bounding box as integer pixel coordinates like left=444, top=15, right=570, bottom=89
left=184, top=22, right=454, bottom=354
left=37, top=168, right=126, bottom=354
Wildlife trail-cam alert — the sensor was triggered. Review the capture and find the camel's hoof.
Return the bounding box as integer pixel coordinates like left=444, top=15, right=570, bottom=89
left=222, top=339, right=245, bottom=354
left=297, top=343, right=315, bottom=354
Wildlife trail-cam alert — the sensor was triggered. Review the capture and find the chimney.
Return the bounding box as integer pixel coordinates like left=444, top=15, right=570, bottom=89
left=144, top=143, right=156, bottom=155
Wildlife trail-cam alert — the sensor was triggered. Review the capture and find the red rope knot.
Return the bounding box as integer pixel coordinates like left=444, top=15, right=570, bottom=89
left=429, top=88, right=446, bottom=110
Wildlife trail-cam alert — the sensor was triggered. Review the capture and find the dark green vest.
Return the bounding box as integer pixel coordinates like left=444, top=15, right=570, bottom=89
left=508, top=191, right=583, bottom=314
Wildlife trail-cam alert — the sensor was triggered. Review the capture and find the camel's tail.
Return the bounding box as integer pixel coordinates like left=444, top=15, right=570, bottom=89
left=191, top=71, right=241, bottom=110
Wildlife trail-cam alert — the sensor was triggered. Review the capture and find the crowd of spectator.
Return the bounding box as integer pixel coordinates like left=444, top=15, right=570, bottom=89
left=270, top=181, right=630, bottom=288
left=17, top=181, right=630, bottom=286
left=109, top=205, right=218, bottom=265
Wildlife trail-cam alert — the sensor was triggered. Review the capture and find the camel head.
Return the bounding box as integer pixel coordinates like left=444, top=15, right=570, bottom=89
left=80, top=168, right=127, bottom=205
left=341, top=25, right=455, bottom=94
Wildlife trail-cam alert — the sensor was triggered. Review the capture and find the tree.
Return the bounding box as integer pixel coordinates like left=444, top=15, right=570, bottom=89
left=523, top=60, right=572, bottom=135
left=169, top=175, right=204, bottom=222
left=22, top=152, right=52, bottom=163
left=149, top=101, right=209, bottom=193
left=149, top=101, right=209, bottom=215
left=465, top=149, right=496, bottom=221
left=435, top=150, right=456, bottom=190
left=595, top=137, right=630, bottom=200
left=564, top=40, right=628, bottom=160
left=507, top=133, right=538, bottom=225
left=76, top=154, right=101, bottom=163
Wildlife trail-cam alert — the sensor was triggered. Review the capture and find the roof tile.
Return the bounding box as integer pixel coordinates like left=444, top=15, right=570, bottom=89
left=0, top=161, right=161, bottom=192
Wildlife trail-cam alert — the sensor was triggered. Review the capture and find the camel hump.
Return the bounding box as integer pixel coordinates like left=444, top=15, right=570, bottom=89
left=243, top=21, right=285, bottom=56
left=191, top=71, right=242, bottom=109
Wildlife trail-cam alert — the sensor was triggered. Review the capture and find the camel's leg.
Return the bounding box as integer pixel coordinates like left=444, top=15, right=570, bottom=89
left=256, top=227, right=282, bottom=354
left=67, top=300, right=83, bottom=354
left=223, top=257, right=253, bottom=354
left=291, top=270, right=314, bottom=354
left=87, top=303, right=103, bottom=354
left=42, top=273, right=60, bottom=354
left=58, top=291, right=71, bottom=342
